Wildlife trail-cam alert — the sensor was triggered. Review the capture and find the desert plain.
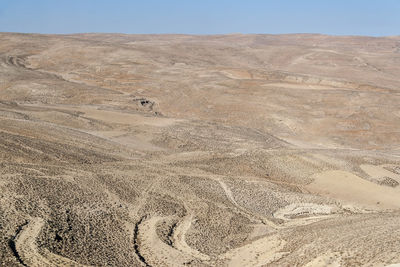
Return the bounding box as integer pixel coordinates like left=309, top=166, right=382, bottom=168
left=1, top=33, right=400, bottom=266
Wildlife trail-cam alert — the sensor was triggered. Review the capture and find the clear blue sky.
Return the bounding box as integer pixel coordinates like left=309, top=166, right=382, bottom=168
left=0, top=0, right=399, bottom=36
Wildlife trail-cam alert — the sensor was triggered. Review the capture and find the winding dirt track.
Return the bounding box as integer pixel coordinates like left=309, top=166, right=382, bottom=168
left=172, top=214, right=211, bottom=262
left=14, top=218, right=87, bottom=267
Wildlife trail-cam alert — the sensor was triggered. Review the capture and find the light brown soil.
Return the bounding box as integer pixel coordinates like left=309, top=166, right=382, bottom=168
left=1, top=32, right=400, bottom=266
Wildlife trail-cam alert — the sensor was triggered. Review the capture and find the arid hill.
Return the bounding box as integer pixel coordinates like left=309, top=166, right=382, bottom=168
left=1, top=32, right=400, bottom=266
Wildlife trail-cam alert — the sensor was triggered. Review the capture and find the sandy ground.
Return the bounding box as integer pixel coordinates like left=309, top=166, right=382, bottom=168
left=308, top=170, right=400, bottom=210
left=1, top=32, right=400, bottom=266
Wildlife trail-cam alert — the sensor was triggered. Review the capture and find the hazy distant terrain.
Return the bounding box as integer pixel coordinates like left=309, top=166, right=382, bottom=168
left=1, top=32, right=400, bottom=266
